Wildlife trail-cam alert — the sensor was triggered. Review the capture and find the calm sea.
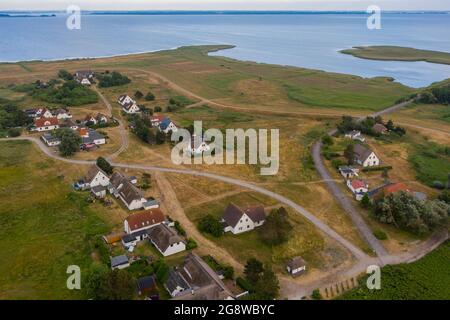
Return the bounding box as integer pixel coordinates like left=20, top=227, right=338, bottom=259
left=1, top=12, right=450, bottom=87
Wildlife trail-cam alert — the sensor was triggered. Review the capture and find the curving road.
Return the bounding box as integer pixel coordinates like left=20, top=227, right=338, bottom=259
left=312, top=99, right=417, bottom=258
left=1, top=136, right=368, bottom=260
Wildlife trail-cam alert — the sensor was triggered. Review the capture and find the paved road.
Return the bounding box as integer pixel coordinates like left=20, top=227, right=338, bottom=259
left=312, top=99, right=417, bottom=258
left=1, top=136, right=368, bottom=260
left=92, top=86, right=129, bottom=160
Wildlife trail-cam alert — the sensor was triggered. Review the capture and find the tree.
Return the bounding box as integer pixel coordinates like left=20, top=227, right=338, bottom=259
left=251, top=267, right=279, bottom=300
left=54, top=128, right=81, bottom=157
left=386, top=119, right=395, bottom=131
left=84, top=264, right=108, bottom=299
left=360, top=193, right=371, bottom=209
left=258, top=207, right=293, bottom=245
left=438, top=190, right=450, bottom=204
left=321, top=135, right=334, bottom=146
left=153, top=259, right=170, bottom=283
left=145, top=92, right=155, bottom=101
left=134, top=90, right=143, bottom=99
left=312, top=289, right=323, bottom=300
left=244, top=258, right=264, bottom=285
left=96, top=157, right=113, bottom=174
left=155, top=130, right=166, bottom=145
left=373, top=192, right=450, bottom=235
left=58, top=69, right=73, bottom=81
left=344, top=144, right=355, bottom=165
left=198, top=215, right=223, bottom=237
left=85, top=266, right=135, bottom=300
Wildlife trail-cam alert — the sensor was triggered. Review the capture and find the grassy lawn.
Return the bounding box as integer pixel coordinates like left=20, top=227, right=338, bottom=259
left=339, top=241, right=450, bottom=300
left=184, top=192, right=328, bottom=273
left=0, top=141, right=111, bottom=299
left=408, top=141, right=450, bottom=188
left=341, top=46, right=450, bottom=65
left=0, top=45, right=414, bottom=115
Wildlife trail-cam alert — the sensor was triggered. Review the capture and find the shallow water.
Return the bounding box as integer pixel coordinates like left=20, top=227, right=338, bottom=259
left=1, top=13, right=450, bottom=87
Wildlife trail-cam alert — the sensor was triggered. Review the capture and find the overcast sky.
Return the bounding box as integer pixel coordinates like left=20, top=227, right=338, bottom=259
left=1, top=0, right=449, bottom=11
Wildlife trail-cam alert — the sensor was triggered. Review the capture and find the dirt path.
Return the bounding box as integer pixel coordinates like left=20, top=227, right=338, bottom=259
left=92, top=86, right=129, bottom=160
left=154, top=171, right=244, bottom=273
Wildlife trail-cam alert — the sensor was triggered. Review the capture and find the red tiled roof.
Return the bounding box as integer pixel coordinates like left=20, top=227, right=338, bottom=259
left=383, top=183, right=411, bottom=196
left=34, top=117, right=59, bottom=127
left=125, top=209, right=165, bottom=232
left=351, top=180, right=367, bottom=189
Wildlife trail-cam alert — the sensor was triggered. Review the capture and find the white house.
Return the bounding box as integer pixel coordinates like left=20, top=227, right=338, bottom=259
left=81, top=164, right=110, bottom=189
left=159, top=118, right=178, bottom=134
left=83, top=130, right=106, bottom=145
left=117, top=180, right=147, bottom=210
left=33, top=117, right=59, bottom=132
left=123, top=208, right=165, bottom=234
left=347, top=179, right=369, bottom=201
left=117, top=95, right=135, bottom=106
left=186, top=134, right=210, bottom=156
left=338, top=166, right=359, bottom=179
left=122, top=102, right=140, bottom=114
left=35, top=108, right=54, bottom=119
left=84, top=114, right=97, bottom=125
left=221, top=203, right=266, bottom=235
left=286, top=257, right=307, bottom=277
left=148, top=224, right=186, bottom=257
left=75, top=70, right=94, bottom=86
left=150, top=115, right=166, bottom=127
left=344, top=130, right=365, bottom=142
left=96, top=113, right=108, bottom=124
left=53, top=108, right=72, bottom=120
left=41, top=133, right=61, bottom=147
left=353, top=144, right=380, bottom=167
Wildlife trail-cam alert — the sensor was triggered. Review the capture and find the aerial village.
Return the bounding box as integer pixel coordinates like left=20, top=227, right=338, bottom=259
left=3, top=65, right=447, bottom=301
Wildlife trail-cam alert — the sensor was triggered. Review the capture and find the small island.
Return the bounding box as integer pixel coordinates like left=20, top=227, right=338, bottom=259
left=340, top=45, right=450, bottom=65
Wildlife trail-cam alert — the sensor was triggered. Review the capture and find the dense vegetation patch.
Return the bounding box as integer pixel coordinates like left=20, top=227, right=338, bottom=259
left=14, top=79, right=98, bottom=106
left=97, top=71, right=131, bottom=88
left=409, top=142, right=450, bottom=189
left=372, top=192, right=449, bottom=235
left=0, top=103, right=32, bottom=136
left=339, top=241, right=450, bottom=300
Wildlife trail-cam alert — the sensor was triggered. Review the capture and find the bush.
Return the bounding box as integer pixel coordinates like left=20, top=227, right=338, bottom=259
left=134, top=90, right=143, bottom=99
left=174, top=220, right=186, bottom=236
left=96, top=157, right=113, bottom=174
left=198, top=215, right=223, bottom=237
left=312, top=289, right=323, bottom=300
left=432, top=181, right=445, bottom=190
left=321, top=135, right=334, bottom=146
left=97, top=71, right=131, bottom=88
left=362, top=165, right=393, bottom=172
left=373, top=192, right=450, bottom=235
left=145, top=92, right=155, bottom=101
left=258, top=207, right=292, bottom=246
left=236, top=277, right=252, bottom=292
left=7, top=128, right=21, bottom=137
left=31, top=80, right=98, bottom=106
left=186, top=238, right=198, bottom=250
left=331, top=158, right=345, bottom=169
left=373, top=229, right=388, bottom=240
left=58, top=69, right=73, bottom=81
left=154, top=106, right=162, bottom=112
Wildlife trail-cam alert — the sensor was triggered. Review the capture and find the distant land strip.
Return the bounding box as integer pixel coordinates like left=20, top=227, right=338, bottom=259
left=340, top=45, right=450, bottom=65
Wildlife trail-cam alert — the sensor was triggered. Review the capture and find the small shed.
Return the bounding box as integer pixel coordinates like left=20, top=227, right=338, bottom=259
left=286, top=257, right=306, bottom=277
left=110, top=255, right=130, bottom=270
left=137, top=276, right=157, bottom=296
